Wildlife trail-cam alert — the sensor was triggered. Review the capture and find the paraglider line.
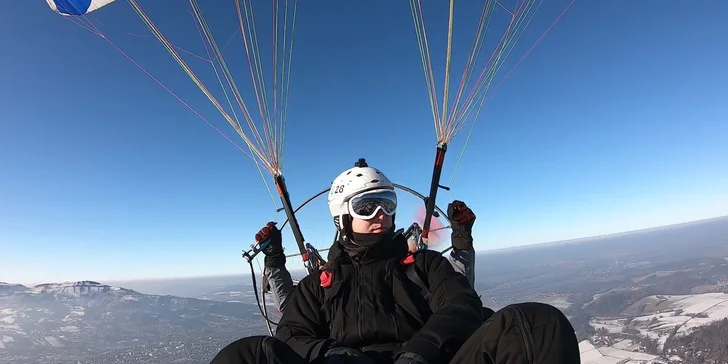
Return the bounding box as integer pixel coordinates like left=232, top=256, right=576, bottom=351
left=495, top=0, right=514, bottom=16
left=483, top=0, right=576, bottom=106
left=189, top=6, right=279, bottom=211
left=452, top=0, right=527, bottom=132
left=190, top=0, right=272, bottom=168
left=453, top=0, right=546, bottom=129
left=124, top=31, right=211, bottom=63
left=62, top=16, right=100, bottom=37
left=409, top=0, right=575, bottom=234
left=220, top=25, right=242, bottom=53
left=256, top=259, right=276, bottom=334
left=439, top=0, right=455, bottom=140
left=273, top=0, right=280, bottom=169
left=410, top=0, right=442, bottom=137
left=103, top=36, right=254, bottom=159
left=447, top=0, right=494, bottom=134
left=128, top=0, right=299, bottom=218
left=59, top=12, right=256, bottom=162
left=234, top=0, right=274, bottom=163
left=127, top=0, right=288, bottom=175
left=246, top=257, right=280, bottom=327
left=447, top=0, right=544, bottom=139
left=447, top=0, right=576, bottom=187
left=279, top=0, right=299, bottom=170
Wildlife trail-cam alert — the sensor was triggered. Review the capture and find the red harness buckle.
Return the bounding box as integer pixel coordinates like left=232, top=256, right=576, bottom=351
left=401, top=253, right=415, bottom=265
left=320, top=270, right=333, bottom=288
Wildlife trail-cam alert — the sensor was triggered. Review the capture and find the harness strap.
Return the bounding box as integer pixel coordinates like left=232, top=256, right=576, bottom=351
left=402, top=254, right=431, bottom=301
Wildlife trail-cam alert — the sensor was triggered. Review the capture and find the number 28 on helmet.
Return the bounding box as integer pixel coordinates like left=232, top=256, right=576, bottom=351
left=327, top=160, right=397, bottom=225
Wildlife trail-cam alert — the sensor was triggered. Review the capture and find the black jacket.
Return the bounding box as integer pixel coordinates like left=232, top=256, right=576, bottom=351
left=274, top=232, right=484, bottom=364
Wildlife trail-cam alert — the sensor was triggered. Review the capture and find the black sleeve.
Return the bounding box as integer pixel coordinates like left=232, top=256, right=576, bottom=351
left=273, top=274, right=338, bottom=361
left=399, top=250, right=484, bottom=364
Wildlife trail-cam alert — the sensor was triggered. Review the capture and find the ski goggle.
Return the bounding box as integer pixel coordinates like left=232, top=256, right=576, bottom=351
left=348, top=189, right=397, bottom=220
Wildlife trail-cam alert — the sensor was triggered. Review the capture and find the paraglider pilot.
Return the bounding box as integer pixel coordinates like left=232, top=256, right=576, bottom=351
left=258, top=168, right=476, bottom=314
left=211, top=160, right=581, bottom=364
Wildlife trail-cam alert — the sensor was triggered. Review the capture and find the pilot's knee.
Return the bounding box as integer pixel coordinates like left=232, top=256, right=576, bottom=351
left=210, top=335, right=269, bottom=364
left=505, top=302, right=572, bottom=328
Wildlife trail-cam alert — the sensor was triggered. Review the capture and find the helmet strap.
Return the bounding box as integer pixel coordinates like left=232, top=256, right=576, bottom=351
left=333, top=214, right=353, bottom=243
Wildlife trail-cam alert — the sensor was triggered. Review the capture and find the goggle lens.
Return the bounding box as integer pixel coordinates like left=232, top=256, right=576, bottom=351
left=348, top=190, right=397, bottom=220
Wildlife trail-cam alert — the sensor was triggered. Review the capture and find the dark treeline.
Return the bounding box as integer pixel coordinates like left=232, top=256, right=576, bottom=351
left=664, top=318, right=728, bottom=364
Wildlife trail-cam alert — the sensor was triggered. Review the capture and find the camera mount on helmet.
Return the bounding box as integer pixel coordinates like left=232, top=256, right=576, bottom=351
left=354, top=158, right=368, bottom=168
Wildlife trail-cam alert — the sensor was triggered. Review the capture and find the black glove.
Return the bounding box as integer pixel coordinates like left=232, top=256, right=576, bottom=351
left=447, top=200, right=476, bottom=250
left=322, top=347, right=375, bottom=364
left=394, top=352, right=428, bottom=364
left=255, top=222, right=285, bottom=267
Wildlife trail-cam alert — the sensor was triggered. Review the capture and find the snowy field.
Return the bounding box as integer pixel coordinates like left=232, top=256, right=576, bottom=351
left=579, top=340, right=663, bottom=364
left=592, top=293, right=728, bottom=348
left=580, top=293, right=728, bottom=363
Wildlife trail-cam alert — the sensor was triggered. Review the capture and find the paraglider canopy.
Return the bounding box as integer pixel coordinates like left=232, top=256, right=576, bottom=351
left=47, top=0, right=117, bottom=16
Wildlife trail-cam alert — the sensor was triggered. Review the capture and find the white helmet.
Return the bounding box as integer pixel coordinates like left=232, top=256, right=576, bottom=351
left=327, top=158, right=396, bottom=233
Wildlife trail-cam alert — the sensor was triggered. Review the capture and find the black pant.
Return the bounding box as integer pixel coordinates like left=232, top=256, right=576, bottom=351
left=210, top=302, right=581, bottom=364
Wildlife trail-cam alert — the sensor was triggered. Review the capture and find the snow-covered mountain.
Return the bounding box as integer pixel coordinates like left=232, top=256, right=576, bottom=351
left=0, top=280, right=270, bottom=364
left=0, top=282, right=28, bottom=295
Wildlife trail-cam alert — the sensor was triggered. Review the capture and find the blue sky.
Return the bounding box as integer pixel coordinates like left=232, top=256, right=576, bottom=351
left=1, top=1, right=726, bottom=285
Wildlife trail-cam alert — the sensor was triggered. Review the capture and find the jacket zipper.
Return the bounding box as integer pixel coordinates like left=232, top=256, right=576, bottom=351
left=356, top=263, right=364, bottom=341
left=388, top=263, right=400, bottom=340
left=513, top=306, right=535, bottom=364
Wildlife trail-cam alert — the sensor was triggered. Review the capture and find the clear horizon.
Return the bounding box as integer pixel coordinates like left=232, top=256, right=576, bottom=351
left=2, top=1, right=727, bottom=284
left=6, top=214, right=727, bottom=287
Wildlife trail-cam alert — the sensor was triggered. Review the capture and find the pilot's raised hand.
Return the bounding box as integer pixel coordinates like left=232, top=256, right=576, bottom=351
left=447, top=200, right=476, bottom=251
left=255, top=222, right=285, bottom=267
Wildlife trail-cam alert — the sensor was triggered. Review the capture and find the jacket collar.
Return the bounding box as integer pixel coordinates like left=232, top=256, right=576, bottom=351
left=327, top=230, right=409, bottom=265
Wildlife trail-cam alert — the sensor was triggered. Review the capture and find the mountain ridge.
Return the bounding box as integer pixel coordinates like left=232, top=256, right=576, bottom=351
left=480, top=214, right=728, bottom=255
left=0, top=278, right=267, bottom=363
